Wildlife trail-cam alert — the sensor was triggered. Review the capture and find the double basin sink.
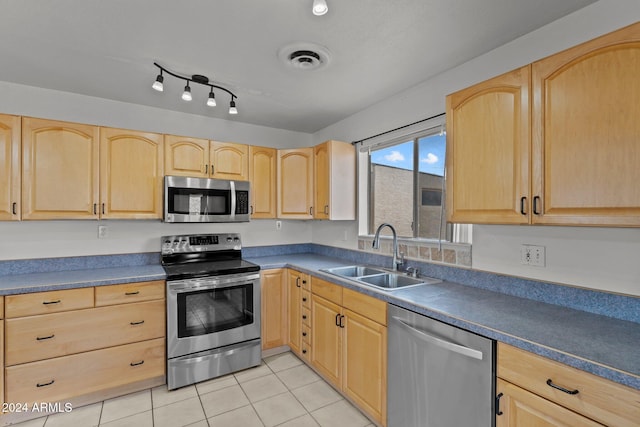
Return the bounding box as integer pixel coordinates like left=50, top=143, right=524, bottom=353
left=321, top=265, right=441, bottom=291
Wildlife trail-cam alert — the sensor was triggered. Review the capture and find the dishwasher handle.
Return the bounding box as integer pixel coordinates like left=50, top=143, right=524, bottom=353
left=392, top=316, right=484, bottom=360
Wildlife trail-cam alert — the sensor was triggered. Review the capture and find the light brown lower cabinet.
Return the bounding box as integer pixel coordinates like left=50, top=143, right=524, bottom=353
left=3, top=281, right=166, bottom=408
left=309, top=278, right=387, bottom=426
left=497, top=343, right=639, bottom=427
left=5, top=338, right=165, bottom=404
left=261, top=269, right=287, bottom=350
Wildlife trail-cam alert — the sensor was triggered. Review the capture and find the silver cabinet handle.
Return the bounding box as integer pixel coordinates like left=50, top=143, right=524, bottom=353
left=205, top=164, right=208, bottom=174
left=324, top=205, right=329, bottom=214
left=392, top=316, right=483, bottom=360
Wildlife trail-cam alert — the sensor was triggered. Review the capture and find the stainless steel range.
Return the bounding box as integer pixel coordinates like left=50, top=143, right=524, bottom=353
left=161, top=233, right=261, bottom=390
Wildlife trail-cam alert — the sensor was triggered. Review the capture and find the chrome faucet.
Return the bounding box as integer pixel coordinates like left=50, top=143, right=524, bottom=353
left=372, top=223, right=403, bottom=271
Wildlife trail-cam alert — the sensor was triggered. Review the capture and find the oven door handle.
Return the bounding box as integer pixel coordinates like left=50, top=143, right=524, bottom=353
left=168, top=274, right=260, bottom=292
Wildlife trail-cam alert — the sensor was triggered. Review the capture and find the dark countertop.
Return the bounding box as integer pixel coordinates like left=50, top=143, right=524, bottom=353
left=0, top=253, right=637, bottom=391
left=247, top=254, right=640, bottom=391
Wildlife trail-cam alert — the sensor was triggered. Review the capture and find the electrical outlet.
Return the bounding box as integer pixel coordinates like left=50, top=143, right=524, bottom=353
left=98, top=225, right=108, bottom=239
left=521, top=244, right=545, bottom=267
left=276, top=220, right=282, bottom=231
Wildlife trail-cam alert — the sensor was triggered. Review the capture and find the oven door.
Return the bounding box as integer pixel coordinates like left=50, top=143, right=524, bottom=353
left=167, top=272, right=261, bottom=359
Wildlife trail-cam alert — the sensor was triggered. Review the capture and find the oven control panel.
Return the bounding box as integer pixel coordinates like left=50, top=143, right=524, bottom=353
left=161, top=233, right=241, bottom=254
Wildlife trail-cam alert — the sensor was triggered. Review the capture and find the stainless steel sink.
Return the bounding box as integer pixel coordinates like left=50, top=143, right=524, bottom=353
left=321, top=265, right=441, bottom=291
left=322, top=265, right=387, bottom=277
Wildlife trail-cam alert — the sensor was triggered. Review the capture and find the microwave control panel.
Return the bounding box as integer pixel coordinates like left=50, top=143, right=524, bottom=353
left=236, top=191, right=249, bottom=214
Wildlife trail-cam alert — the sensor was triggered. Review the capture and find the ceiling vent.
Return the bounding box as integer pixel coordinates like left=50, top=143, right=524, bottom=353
left=279, top=43, right=331, bottom=71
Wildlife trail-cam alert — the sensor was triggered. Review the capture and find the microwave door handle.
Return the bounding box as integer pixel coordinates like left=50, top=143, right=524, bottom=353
left=230, top=180, right=236, bottom=219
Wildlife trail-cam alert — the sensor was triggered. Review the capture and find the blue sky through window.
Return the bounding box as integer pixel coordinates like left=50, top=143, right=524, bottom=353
left=370, top=133, right=445, bottom=176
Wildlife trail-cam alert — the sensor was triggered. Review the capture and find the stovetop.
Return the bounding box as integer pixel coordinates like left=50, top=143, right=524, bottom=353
left=161, top=233, right=259, bottom=280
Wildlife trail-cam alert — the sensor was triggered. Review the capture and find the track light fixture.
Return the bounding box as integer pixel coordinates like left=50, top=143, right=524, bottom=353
left=312, top=0, right=328, bottom=16
left=152, top=62, right=238, bottom=114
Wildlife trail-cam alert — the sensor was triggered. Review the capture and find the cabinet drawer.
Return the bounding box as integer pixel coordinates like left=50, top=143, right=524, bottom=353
left=301, top=289, right=311, bottom=309
left=301, top=306, right=311, bottom=327
left=342, top=288, right=386, bottom=325
left=6, top=300, right=165, bottom=366
left=5, top=288, right=94, bottom=318
left=300, top=342, right=311, bottom=362
left=302, top=324, right=311, bottom=344
left=311, top=277, right=342, bottom=305
left=5, top=338, right=165, bottom=404
left=95, top=280, right=165, bottom=306
left=498, top=343, right=640, bottom=427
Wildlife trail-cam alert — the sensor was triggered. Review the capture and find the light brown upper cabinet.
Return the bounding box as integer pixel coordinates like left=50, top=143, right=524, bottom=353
left=249, top=146, right=277, bottom=218
left=447, top=22, right=640, bottom=227
left=164, top=138, right=248, bottom=181
left=100, top=127, right=163, bottom=219
left=164, top=135, right=209, bottom=177
left=446, top=66, right=531, bottom=224
left=314, top=140, right=356, bottom=220
left=531, top=22, right=640, bottom=226
left=210, top=141, right=249, bottom=181
left=22, top=118, right=100, bottom=220
left=277, top=147, right=314, bottom=219
left=0, top=114, right=21, bottom=221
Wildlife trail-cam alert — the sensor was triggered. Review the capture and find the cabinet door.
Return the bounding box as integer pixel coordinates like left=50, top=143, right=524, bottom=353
left=210, top=141, right=249, bottom=180
left=261, top=269, right=287, bottom=350
left=277, top=148, right=314, bottom=219
left=100, top=127, right=163, bottom=219
left=310, top=294, right=342, bottom=388
left=446, top=66, right=531, bottom=224
left=496, top=379, right=604, bottom=427
left=287, top=270, right=302, bottom=354
left=531, top=22, right=640, bottom=226
left=314, top=142, right=330, bottom=219
left=22, top=118, right=100, bottom=219
left=249, top=146, right=277, bottom=218
left=164, top=135, right=209, bottom=177
left=343, top=308, right=387, bottom=425
left=314, top=140, right=356, bottom=220
left=0, top=114, right=21, bottom=221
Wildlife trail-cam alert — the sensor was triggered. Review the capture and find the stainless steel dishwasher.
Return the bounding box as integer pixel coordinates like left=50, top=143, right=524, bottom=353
left=388, top=304, right=495, bottom=427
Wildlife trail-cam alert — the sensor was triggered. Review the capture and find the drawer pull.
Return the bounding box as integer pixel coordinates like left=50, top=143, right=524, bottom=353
left=302, top=349, right=307, bottom=354
left=302, top=314, right=307, bottom=320
left=125, top=291, right=140, bottom=296
left=302, top=332, right=307, bottom=337
left=302, top=297, right=307, bottom=302
left=36, top=380, right=55, bottom=388
left=130, top=360, right=145, bottom=367
left=36, top=334, right=55, bottom=341
left=546, top=379, right=579, bottom=395
left=42, top=300, right=61, bottom=305
left=130, top=320, right=145, bottom=326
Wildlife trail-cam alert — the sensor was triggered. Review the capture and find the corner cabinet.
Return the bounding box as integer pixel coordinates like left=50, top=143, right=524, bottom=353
left=249, top=146, right=277, bottom=218
left=22, top=118, right=100, bottom=220
left=310, top=278, right=387, bottom=426
left=100, top=127, right=164, bottom=219
left=496, top=343, right=639, bottom=427
left=0, top=115, right=21, bottom=221
left=447, top=22, right=640, bottom=227
left=277, top=148, right=314, bottom=219
left=313, top=140, right=356, bottom=220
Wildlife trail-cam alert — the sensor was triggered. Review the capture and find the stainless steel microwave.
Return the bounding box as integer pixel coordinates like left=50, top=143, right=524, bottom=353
left=164, top=176, right=250, bottom=223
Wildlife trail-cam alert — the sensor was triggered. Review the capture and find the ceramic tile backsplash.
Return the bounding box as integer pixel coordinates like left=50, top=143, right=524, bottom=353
left=358, top=237, right=471, bottom=268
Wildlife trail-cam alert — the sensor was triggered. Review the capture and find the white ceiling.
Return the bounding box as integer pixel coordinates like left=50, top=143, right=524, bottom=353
left=1, top=0, right=596, bottom=133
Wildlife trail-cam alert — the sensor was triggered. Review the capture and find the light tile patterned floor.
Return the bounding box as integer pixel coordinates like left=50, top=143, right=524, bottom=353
left=12, top=352, right=375, bottom=427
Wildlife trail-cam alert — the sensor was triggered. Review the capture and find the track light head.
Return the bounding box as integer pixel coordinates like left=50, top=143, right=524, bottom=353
left=229, top=99, right=238, bottom=115
left=312, top=0, right=328, bottom=16
left=152, top=73, right=164, bottom=92
left=207, top=90, right=217, bottom=107
left=182, top=83, right=192, bottom=101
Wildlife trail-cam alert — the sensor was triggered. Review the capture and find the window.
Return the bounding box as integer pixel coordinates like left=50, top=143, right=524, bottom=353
left=368, top=125, right=450, bottom=240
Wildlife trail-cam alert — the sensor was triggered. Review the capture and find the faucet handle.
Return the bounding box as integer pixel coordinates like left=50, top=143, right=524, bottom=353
left=405, top=266, right=419, bottom=278
left=397, top=252, right=405, bottom=268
